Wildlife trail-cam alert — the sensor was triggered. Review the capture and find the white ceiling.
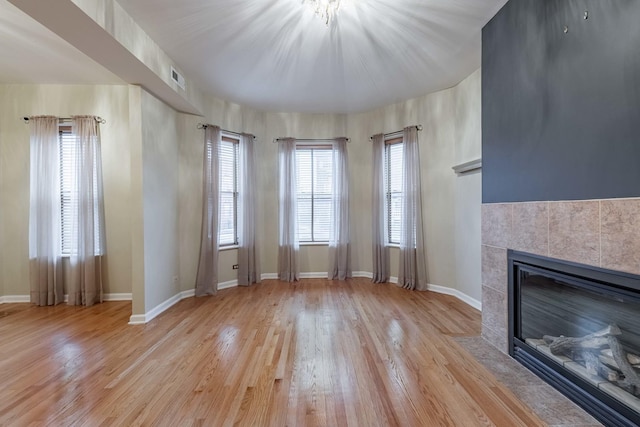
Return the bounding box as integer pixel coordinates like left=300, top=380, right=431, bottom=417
left=117, top=0, right=508, bottom=113
left=0, top=0, right=123, bottom=85
left=0, top=0, right=508, bottom=114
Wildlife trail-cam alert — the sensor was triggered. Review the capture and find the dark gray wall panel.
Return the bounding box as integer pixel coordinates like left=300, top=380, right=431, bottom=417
left=482, top=0, right=640, bottom=203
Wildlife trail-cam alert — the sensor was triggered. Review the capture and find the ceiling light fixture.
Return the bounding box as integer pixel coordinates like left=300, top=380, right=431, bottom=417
left=304, top=0, right=345, bottom=26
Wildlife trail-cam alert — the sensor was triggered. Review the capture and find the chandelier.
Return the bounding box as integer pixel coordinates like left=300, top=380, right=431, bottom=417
left=304, top=0, right=345, bottom=26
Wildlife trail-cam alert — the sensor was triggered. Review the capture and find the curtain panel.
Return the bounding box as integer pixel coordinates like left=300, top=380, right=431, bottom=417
left=328, top=137, right=351, bottom=280
left=238, top=133, right=261, bottom=286
left=195, top=125, right=221, bottom=296
left=67, top=116, right=107, bottom=306
left=28, top=116, right=64, bottom=306
left=398, top=126, right=428, bottom=290
left=277, top=138, right=299, bottom=282
left=371, top=133, right=389, bottom=283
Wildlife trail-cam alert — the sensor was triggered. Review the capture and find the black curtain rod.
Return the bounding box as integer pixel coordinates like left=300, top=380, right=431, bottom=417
left=369, top=125, right=423, bottom=141
left=272, top=137, right=350, bottom=143
left=23, top=116, right=106, bottom=124
left=197, top=123, right=255, bottom=139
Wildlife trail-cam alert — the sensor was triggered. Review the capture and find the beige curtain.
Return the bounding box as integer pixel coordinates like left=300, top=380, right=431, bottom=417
left=398, top=126, right=428, bottom=290
left=67, top=116, right=107, bottom=306
left=371, top=133, right=389, bottom=283
left=28, top=116, right=64, bottom=306
left=238, top=133, right=261, bottom=286
left=278, top=138, right=299, bottom=281
left=195, top=126, right=221, bottom=296
left=328, top=137, right=351, bottom=280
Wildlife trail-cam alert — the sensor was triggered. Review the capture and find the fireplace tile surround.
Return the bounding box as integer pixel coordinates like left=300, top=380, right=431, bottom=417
left=481, top=198, right=640, bottom=353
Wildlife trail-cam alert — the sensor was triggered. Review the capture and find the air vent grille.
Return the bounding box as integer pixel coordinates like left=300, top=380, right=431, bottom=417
left=170, top=66, right=186, bottom=90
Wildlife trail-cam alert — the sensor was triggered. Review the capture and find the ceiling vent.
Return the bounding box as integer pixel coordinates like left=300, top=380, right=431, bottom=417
left=171, top=66, right=186, bottom=90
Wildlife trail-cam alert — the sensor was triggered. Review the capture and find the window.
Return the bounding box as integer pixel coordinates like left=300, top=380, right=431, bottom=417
left=219, top=135, right=239, bottom=246
left=296, top=146, right=333, bottom=243
left=59, top=125, right=102, bottom=255
left=384, top=137, right=404, bottom=245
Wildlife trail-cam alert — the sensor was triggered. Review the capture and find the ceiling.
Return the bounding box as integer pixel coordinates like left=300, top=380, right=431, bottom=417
left=0, top=0, right=508, bottom=114
left=0, top=0, right=123, bottom=85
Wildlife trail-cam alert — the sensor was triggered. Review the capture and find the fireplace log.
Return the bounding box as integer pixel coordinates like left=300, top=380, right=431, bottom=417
left=601, top=349, right=640, bottom=366
left=599, top=354, right=623, bottom=372
left=599, top=354, right=640, bottom=372
left=608, top=336, right=640, bottom=388
left=578, top=352, right=621, bottom=381
left=545, top=324, right=622, bottom=356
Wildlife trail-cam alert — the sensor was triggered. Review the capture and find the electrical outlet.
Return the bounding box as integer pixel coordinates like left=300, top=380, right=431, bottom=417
left=232, top=264, right=239, bottom=270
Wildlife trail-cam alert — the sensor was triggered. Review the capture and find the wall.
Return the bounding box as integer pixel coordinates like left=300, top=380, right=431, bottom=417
left=1, top=70, right=483, bottom=315
left=347, top=69, right=482, bottom=300
left=482, top=0, right=640, bottom=203
left=174, top=71, right=482, bottom=303
left=0, top=84, right=132, bottom=297
left=454, top=70, right=483, bottom=302
left=140, top=89, right=180, bottom=312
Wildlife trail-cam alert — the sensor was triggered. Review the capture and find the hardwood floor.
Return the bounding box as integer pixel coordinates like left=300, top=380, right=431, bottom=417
left=0, top=278, right=545, bottom=426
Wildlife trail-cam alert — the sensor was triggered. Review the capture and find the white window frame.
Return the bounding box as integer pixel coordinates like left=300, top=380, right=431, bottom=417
left=218, top=133, right=239, bottom=248
left=59, top=125, right=102, bottom=256
left=296, top=144, right=333, bottom=244
left=384, top=136, right=403, bottom=247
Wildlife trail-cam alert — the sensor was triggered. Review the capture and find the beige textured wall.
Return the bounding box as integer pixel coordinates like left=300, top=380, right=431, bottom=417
left=0, top=84, right=132, bottom=297
left=177, top=70, right=482, bottom=301
left=177, top=104, right=349, bottom=290
left=453, top=69, right=482, bottom=302
left=140, top=89, right=180, bottom=311
left=346, top=68, right=482, bottom=298
left=347, top=86, right=458, bottom=288
left=0, top=73, right=481, bottom=310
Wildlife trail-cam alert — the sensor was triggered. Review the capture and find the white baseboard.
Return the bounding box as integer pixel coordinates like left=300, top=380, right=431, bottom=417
left=0, top=293, right=131, bottom=304
left=299, top=272, right=328, bottom=279
left=218, top=279, right=238, bottom=290
left=261, top=272, right=373, bottom=280
left=104, top=293, right=132, bottom=301
left=426, top=283, right=482, bottom=311
left=254, top=271, right=480, bottom=310
left=378, top=276, right=481, bottom=311
left=353, top=271, right=373, bottom=279
left=0, top=295, right=30, bottom=304
left=128, top=280, right=239, bottom=325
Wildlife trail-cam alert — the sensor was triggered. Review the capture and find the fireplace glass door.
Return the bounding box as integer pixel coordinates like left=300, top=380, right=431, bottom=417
left=510, top=250, right=640, bottom=426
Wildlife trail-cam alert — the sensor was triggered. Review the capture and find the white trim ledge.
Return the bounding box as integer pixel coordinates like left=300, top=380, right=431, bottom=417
left=452, top=158, right=482, bottom=175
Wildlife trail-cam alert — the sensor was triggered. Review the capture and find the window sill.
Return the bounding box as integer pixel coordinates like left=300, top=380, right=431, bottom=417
left=300, top=242, right=329, bottom=247
left=387, top=244, right=400, bottom=249
left=219, top=245, right=239, bottom=251
left=60, top=254, right=104, bottom=258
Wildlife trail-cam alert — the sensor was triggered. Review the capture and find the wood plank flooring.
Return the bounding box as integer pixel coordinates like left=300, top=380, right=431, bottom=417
left=0, top=278, right=545, bottom=426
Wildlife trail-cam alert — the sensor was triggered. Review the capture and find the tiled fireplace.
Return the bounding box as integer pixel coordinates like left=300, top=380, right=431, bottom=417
left=482, top=199, right=640, bottom=426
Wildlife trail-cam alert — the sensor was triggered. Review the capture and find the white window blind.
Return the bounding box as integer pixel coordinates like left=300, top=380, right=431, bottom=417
left=219, top=136, right=238, bottom=246
left=385, top=140, right=404, bottom=245
left=296, top=147, right=333, bottom=243
left=59, top=128, right=102, bottom=255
